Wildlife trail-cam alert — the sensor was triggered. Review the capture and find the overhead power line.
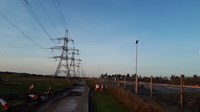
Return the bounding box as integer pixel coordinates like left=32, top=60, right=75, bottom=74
left=57, top=0, right=67, bottom=28
left=0, top=45, right=39, bottom=49
left=52, top=0, right=67, bottom=29
left=38, top=0, right=61, bottom=36
left=21, top=0, right=55, bottom=43
left=0, top=12, right=52, bottom=55
left=1, top=53, right=48, bottom=58
left=0, top=43, right=35, bottom=47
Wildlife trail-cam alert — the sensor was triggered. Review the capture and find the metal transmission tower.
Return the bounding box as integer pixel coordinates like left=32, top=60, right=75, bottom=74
left=52, top=30, right=75, bottom=77
left=69, top=48, right=83, bottom=77
left=69, top=47, right=79, bottom=77
left=76, top=59, right=82, bottom=77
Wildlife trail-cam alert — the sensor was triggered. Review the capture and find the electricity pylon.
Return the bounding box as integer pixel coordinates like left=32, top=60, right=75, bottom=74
left=52, top=30, right=75, bottom=77
left=75, top=59, right=82, bottom=77
left=69, top=47, right=79, bottom=77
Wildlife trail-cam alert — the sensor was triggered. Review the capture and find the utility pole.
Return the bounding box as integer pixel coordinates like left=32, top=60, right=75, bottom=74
left=135, top=40, right=139, bottom=95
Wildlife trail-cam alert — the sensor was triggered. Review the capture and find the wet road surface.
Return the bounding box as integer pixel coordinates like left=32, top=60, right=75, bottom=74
left=36, top=81, right=89, bottom=112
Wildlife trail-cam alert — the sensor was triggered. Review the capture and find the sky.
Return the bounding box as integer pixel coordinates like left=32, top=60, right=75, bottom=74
left=0, top=0, right=200, bottom=77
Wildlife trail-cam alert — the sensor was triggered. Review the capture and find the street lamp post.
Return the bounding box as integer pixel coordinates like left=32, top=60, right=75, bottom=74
left=135, top=40, right=139, bottom=95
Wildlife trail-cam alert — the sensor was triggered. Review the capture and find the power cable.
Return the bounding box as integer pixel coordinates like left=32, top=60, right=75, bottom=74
left=38, top=0, right=61, bottom=36
left=0, top=43, right=35, bottom=47
left=21, top=0, right=55, bottom=43
left=52, top=0, right=67, bottom=29
left=0, top=11, right=53, bottom=55
left=57, top=0, right=67, bottom=28
left=0, top=45, right=39, bottom=49
left=1, top=53, right=48, bottom=58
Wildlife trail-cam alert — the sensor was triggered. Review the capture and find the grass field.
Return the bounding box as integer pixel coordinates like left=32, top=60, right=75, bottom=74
left=0, top=74, right=76, bottom=112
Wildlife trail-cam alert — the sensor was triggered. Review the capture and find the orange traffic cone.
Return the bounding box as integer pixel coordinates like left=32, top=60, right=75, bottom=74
left=0, top=98, right=10, bottom=111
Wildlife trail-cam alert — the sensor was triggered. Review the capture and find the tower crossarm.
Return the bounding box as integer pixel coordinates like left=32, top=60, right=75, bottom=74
left=57, top=37, right=74, bottom=43
left=51, top=46, right=69, bottom=51
left=75, top=59, right=82, bottom=61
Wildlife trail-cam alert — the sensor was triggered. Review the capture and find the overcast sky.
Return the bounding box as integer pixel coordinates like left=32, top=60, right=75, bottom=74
left=0, top=0, right=200, bottom=77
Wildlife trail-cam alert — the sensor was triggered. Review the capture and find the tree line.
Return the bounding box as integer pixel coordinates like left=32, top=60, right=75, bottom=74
left=100, top=73, right=200, bottom=86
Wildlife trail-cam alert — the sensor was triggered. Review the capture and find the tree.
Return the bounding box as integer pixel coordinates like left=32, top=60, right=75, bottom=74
left=170, top=75, right=180, bottom=85
left=126, top=73, right=130, bottom=80
left=100, top=74, right=104, bottom=78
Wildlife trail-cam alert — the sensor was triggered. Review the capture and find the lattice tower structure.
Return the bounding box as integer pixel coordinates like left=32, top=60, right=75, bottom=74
left=52, top=30, right=75, bottom=77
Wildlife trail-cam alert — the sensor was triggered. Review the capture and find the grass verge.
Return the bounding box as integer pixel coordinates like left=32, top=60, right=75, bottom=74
left=86, top=79, right=128, bottom=112
left=86, top=79, right=165, bottom=112
left=91, top=91, right=128, bottom=112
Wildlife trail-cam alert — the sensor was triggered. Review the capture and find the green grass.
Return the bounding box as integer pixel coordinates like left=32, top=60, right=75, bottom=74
left=0, top=76, right=77, bottom=112
left=86, top=79, right=128, bottom=112
left=92, top=91, right=129, bottom=112
left=0, top=78, right=74, bottom=94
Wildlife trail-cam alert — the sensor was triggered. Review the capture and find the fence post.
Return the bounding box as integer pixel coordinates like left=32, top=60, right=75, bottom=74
left=124, top=76, right=126, bottom=88
left=150, top=75, right=153, bottom=97
left=135, top=75, right=138, bottom=95
left=180, top=75, right=184, bottom=111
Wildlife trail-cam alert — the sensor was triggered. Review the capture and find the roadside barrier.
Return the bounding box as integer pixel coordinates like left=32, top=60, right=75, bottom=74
left=43, top=86, right=53, bottom=97
left=0, top=98, right=10, bottom=111
left=28, top=85, right=53, bottom=102
left=95, top=84, right=107, bottom=92
left=28, top=94, right=41, bottom=101
left=29, top=84, right=34, bottom=94
left=95, top=84, right=100, bottom=91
